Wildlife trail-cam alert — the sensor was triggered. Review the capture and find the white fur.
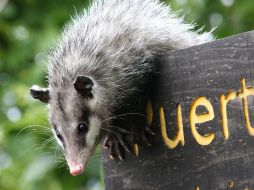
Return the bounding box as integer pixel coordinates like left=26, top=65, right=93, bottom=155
left=86, top=115, right=101, bottom=148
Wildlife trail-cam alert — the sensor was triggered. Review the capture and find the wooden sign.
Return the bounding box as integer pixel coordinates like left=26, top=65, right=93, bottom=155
left=103, top=31, right=254, bottom=190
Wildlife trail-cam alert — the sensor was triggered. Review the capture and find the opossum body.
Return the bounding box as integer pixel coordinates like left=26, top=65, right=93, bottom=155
left=30, top=0, right=213, bottom=176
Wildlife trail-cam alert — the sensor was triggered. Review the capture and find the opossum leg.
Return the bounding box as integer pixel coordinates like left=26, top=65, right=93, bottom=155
left=103, top=115, right=155, bottom=159
left=103, top=93, right=156, bottom=159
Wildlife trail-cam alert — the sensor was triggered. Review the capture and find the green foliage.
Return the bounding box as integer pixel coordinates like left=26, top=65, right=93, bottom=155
left=167, top=0, right=254, bottom=38
left=0, top=0, right=103, bottom=190
left=0, top=0, right=253, bottom=190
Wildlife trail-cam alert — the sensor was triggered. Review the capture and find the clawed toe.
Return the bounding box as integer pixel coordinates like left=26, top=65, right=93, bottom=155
left=116, top=135, right=131, bottom=153
left=141, top=131, right=152, bottom=146
left=145, top=126, right=156, bottom=136
left=103, top=135, right=110, bottom=149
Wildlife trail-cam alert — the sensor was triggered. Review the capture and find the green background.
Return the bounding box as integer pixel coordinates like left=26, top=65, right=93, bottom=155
left=0, top=0, right=253, bottom=189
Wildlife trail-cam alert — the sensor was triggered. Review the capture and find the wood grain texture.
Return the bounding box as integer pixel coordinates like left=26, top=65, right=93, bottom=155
left=102, top=31, right=254, bottom=190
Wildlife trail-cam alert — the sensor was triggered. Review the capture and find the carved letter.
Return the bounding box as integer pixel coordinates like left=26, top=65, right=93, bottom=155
left=237, top=78, right=254, bottom=136
left=220, top=92, right=237, bottom=140
left=146, top=100, right=153, bottom=126
left=159, top=104, right=185, bottom=149
left=189, top=97, right=215, bottom=145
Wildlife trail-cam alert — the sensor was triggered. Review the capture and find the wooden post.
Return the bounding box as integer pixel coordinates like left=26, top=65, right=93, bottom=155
left=102, top=31, right=254, bottom=190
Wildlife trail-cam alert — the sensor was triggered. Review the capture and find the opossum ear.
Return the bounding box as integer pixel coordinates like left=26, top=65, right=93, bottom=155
left=73, top=75, right=94, bottom=98
left=30, top=85, right=50, bottom=103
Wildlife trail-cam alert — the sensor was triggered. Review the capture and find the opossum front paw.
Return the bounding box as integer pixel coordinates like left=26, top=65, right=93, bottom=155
left=103, top=133, right=131, bottom=161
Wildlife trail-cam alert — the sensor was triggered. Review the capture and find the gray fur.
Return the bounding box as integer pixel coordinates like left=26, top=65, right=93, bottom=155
left=33, top=0, right=213, bottom=172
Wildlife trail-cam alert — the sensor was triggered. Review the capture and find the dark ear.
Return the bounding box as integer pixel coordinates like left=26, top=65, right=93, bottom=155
left=73, top=75, right=94, bottom=97
left=30, top=85, right=50, bottom=103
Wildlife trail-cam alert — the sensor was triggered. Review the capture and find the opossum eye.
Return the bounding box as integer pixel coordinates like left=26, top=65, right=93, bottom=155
left=77, top=123, right=88, bottom=133
left=55, top=130, right=63, bottom=141
left=53, top=125, right=63, bottom=141
left=56, top=133, right=63, bottom=141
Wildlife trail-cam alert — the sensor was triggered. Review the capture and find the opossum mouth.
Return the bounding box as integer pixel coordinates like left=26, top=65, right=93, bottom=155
left=67, top=147, right=96, bottom=176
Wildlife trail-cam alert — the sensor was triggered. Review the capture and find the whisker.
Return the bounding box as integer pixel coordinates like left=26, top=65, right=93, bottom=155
left=102, top=112, right=145, bottom=123
left=108, top=125, right=131, bottom=134
left=18, top=104, right=50, bottom=124
left=38, top=137, right=55, bottom=151
left=100, top=127, right=122, bottom=136
left=16, top=124, right=51, bottom=137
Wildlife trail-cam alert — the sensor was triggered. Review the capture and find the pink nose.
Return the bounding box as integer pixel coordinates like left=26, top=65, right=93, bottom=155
left=68, top=161, right=84, bottom=176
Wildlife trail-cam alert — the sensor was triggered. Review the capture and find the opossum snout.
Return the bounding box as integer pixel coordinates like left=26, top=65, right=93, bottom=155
left=68, top=160, right=85, bottom=176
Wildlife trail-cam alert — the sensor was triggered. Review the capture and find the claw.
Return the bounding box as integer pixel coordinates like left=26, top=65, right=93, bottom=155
left=110, top=154, right=115, bottom=160
left=115, top=143, right=124, bottom=161
left=117, top=135, right=131, bottom=153
left=145, top=127, right=156, bottom=136
left=109, top=142, right=117, bottom=160
left=118, top=155, right=124, bottom=161
left=142, top=132, right=151, bottom=146
left=103, top=136, right=110, bottom=149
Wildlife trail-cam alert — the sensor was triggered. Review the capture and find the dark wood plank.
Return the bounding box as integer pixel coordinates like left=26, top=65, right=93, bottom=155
left=102, top=31, right=254, bottom=190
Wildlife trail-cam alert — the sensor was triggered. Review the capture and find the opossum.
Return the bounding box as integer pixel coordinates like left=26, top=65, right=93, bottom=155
left=30, top=0, right=213, bottom=176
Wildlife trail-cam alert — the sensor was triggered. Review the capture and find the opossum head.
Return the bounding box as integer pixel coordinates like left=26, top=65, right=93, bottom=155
left=30, top=75, right=109, bottom=176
